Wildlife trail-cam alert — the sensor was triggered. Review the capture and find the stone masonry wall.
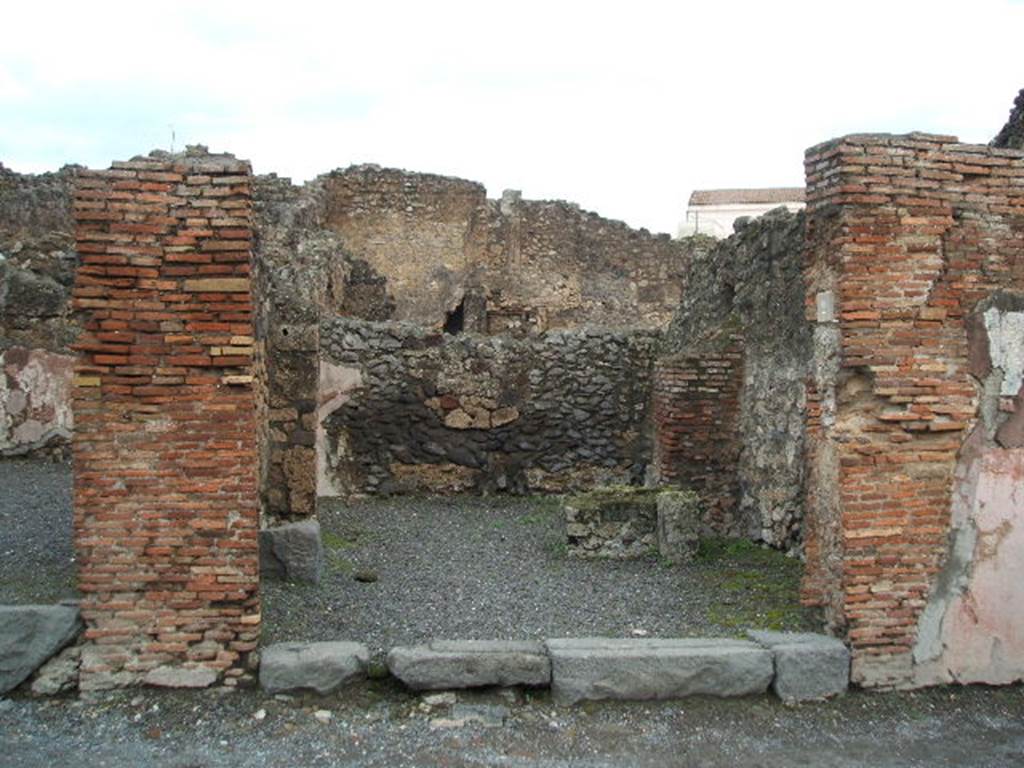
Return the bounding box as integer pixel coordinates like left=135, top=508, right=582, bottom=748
left=0, top=164, right=78, bottom=456
left=802, top=132, right=1024, bottom=689
left=318, top=165, right=692, bottom=333
left=658, top=210, right=811, bottom=549
left=71, top=148, right=260, bottom=690
left=318, top=318, right=658, bottom=496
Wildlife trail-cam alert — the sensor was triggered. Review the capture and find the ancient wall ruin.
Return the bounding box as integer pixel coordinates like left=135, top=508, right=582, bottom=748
left=0, top=164, right=78, bottom=456
left=318, top=318, right=658, bottom=496
left=656, top=210, right=811, bottom=548
left=318, top=165, right=691, bottom=334
left=802, top=132, right=1024, bottom=688
left=71, top=149, right=261, bottom=690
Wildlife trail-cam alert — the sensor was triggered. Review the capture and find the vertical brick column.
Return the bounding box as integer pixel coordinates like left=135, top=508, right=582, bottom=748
left=803, top=133, right=1024, bottom=688
left=71, top=148, right=259, bottom=690
left=652, top=343, right=744, bottom=535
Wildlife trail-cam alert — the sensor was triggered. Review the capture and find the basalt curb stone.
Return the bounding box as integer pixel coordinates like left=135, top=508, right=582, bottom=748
left=260, top=641, right=369, bottom=694
left=387, top=641, right=551, bottom=690
left=545, top=637, right=773, bottom=704
left=259, top=519, right=324, bottom=585
left=747, top=630, right=850, bottom=702
left=0, top=605, right=83, bottom=694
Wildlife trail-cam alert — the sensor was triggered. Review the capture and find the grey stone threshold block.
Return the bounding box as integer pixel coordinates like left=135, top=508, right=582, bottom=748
left=0, top=604, right=83, bottom=694
left=387, top=640, right=551, bottom=690
left=546, top=637, right=773, bottom=704
left=260, top=641, right=369, bottom=694
left=748, top=630, right=850, bottom=703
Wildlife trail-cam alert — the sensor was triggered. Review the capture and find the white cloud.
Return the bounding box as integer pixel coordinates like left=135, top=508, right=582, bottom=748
left=1, top=0, right=1022, bottom=232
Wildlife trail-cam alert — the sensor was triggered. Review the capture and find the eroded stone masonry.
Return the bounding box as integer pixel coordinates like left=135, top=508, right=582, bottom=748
left=2, top=87, right=1023, bottom=693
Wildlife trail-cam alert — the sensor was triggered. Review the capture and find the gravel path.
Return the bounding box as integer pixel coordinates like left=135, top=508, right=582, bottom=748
left=2, top=683, right=1024, bottom=767
left=262, top=496, right=816, bottom=652
left=0, top=458, right=76, bottom=604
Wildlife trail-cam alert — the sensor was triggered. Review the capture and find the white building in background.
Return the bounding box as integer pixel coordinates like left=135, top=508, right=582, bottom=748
left=677, top=187, right=805, bottom=239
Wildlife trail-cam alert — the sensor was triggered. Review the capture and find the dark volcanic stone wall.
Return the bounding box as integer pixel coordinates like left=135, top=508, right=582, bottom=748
left=318, top=318, right=658, bottom=496
left=0, top=164, right=78, bottom=354
left=992, top=88, right=1024, bottom=150
left=660, top=208, right=811, bottom=549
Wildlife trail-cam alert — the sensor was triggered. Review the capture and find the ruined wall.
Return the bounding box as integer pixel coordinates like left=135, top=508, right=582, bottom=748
left=72, top=149, right=260, bottom=690
left=318, top=317, right=658, bottom=496
left=652, top=346, right=744, bottom=537
left=802, top=133, right=1024, bottom=689
left=992, top=88, right=1024, bottom=150
left=0, top=164, right=78, bottom=455
left=657, top=210, right=811, bottom=548
left=318, top=165, right=691, bottom=333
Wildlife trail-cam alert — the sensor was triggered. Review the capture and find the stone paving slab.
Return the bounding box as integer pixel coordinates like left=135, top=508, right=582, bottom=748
left=259, top=641, right=369, bottom=694
left=747, top=630, right=850, bottom=703
left=387, top=640, right=551, bottom=690
left=546, top=637, right=773, bottom=704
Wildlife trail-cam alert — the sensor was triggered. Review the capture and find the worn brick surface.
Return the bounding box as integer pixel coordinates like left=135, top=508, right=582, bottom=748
left=802, top=133, right=1024, bottom=687
left=652, top=346, right=744, bottom=536
left=71, top=149, right=260, bottom=689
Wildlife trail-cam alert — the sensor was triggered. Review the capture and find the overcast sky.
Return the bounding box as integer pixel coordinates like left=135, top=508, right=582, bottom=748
left=2, top=0, right=1022, bottom=234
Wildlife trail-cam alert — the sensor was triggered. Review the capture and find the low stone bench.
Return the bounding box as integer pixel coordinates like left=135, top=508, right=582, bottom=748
left=387, top=640, right=551, bottom=690
left=748, top=630, right=850, bottom=703
left=545, top=637, right=773, bottom=704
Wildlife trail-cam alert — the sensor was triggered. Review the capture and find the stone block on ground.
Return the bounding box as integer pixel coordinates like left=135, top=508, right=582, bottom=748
left=656, top=489, right=701, bottom=563
left=259, top=519, right=324, bottom=585
left=260, top=641, right=369, bottom=694
left=545, top=637, right=773, bottom=704
left=747, top=630, right=850, bottom=702
left=0, top=605, right=83, bottom=694
left=563, top=487, right=659, bottom=558
left=387, top=640, right=551, bottom=690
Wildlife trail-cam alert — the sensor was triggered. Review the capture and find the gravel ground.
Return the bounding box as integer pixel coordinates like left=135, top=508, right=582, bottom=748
left=0, top=459, right=815, bottom=647
left=262, top=496, right=817, bottom=652
left=0, top=458, right=76, bottom=604
left=2, top=682, right=1024, bottom=767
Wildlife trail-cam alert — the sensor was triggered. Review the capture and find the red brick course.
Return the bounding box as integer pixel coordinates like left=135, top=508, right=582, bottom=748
left=653, top=344, right=743, bottom=534
left=802, top=133, right=1024, bottom=687
left=71, top=150, right=260, bottom=689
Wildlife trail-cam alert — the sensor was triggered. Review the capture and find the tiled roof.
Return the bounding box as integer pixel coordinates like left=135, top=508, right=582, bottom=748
left=688, top=187, right=806, bottom=206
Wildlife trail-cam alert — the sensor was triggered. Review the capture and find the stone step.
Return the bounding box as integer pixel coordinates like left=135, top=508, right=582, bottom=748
left=259, top=641, right=369, bottom=694
left=747, top=630, right=850, bottom=703
left=545, top=637, right=774, bottom=704
left=387, top=640, right=551, bottom=690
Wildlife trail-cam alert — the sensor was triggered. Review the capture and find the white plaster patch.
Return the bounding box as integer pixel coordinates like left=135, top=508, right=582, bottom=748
left=983, top=307, right=1024, bottom=396
left=914, top=445, right=1024, bottom=686
left=316, top=361, right=363, bottom=497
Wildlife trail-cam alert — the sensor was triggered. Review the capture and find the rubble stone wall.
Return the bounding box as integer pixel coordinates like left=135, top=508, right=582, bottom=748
left=0, top=165, right=78, bottom=456
left=657, top=210, right=811, bottom=549
left=318, top=317, right=658, bottom=496
left=802, top=132, right=1024, bottom=689
left=71, top=149, right=260, bottom=690
left=318, top=165, right=692, bottom=334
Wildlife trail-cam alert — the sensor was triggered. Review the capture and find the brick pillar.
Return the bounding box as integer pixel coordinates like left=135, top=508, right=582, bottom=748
left=803, top=133, right=1024, bottom=688
left=652, top=342, right=744, bottom=536
left=72, top=148, right=260, bottom=690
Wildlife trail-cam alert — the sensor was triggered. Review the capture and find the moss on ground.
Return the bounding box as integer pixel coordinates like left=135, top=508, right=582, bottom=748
left=696, top=536, right=818, bottom=636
